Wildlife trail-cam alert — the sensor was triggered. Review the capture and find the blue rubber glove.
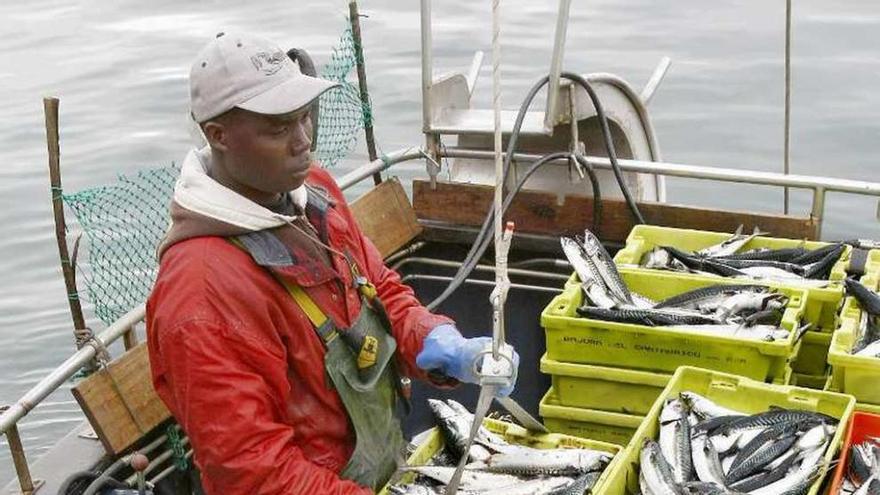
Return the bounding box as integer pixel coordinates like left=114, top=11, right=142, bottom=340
left=416, top=324, right=519, bottom=397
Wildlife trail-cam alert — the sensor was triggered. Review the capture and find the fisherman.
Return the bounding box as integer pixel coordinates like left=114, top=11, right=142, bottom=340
left=146, top=32, right=519, bottom=494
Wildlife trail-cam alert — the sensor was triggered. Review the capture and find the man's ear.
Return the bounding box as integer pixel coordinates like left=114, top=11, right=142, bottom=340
left=202, top=121, right=228, bottom=152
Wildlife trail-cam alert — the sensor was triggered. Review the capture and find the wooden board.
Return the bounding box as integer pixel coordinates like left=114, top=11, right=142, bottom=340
left=413, top=180, right=819, bottom=243
left=72, top=343, right=170, bottom=454
left=351, top=177, right=423, bottom=258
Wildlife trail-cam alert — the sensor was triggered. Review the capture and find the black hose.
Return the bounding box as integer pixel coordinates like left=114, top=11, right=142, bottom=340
left=561, top=71, right=646, bottom=224
left=425, top=70, right=646, bottom=308
left=573, top=153, right=603, bottom=238
left=427, top=151, right=571, bottom=310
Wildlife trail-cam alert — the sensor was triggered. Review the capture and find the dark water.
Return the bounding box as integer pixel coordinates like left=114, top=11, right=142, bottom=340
left=1, top=0, right=879, bottom=482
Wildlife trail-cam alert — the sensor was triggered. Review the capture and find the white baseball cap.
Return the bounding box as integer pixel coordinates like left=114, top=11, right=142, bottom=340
left=190, top=32, right=338, bottom=123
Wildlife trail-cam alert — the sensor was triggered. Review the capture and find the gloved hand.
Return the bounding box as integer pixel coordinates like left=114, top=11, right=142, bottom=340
left=416, top=324, right=519, bottom=397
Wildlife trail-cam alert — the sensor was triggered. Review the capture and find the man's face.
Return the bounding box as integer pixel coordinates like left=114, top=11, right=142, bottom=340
left=208, top=107, right=314, bottom=194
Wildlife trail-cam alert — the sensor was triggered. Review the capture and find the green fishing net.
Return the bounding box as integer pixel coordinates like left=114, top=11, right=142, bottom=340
left=63, top=23, right=369, bottom=325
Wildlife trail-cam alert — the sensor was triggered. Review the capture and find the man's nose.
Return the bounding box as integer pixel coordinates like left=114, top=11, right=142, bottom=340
left=290, top=119, right=312, bottom=153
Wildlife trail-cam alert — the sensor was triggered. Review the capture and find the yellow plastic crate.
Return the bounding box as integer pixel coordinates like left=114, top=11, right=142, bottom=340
left=542, top=270, right=806, bottom=381
left=538, top=389, right=643, bottom=447
left=378, top=417, right=622, bottom=495
left=828, top=272, right=880, bottom=404
left=541, top=355, right=669, bottom=415
left=792, top=330, right=832, bottom=375
left=613, top=225, right=849, bottom=331
left=602, top=366, right=855, bottom=495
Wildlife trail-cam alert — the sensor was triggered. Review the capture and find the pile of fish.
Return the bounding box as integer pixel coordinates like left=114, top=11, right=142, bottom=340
left=387, top=399, right=612, bottom=495
left=640, top=391, right=837, bottom=495
left=635, top=226, right=844, bottom=287
left=845, top=278, right=880, bottom=358
left=561, top=229, right=798, bottom=342
left=839, top=437, right=880, bottom=494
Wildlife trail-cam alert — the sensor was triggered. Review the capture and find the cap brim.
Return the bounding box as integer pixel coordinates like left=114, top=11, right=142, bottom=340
left=237, top=74, right=339, bottom=116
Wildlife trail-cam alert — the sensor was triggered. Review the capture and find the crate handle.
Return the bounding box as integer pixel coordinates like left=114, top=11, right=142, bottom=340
left=709, top=377, right=740, bottom=392
left=787, top=392, right=819, bottom=408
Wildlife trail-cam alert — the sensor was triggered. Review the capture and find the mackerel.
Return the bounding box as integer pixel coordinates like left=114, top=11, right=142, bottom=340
left=846, top=278, right=880, bottom=316
left=717, top=247, right=807, bottom=263
left=789, top=242, right=844, bottom=265
left=653, top=284, right=767, bottom=310
left=561, top=237, right=616, bottom=309
left=483, top=448, right=610, bottom=476
left=679, top=392, right=745, bottom=420
left=640, top=438, right=683, bottom=495
left=717, top=409, right=835, bottom=435
left=692, top=433, right=727, bottom=487
left=577, top=306, right=721, bottom=326
left=582, top=229, right=633, bottom=306
left=724, top=432, right=798, bottom=483
left=696, top=225, right=760, bottom=258
left=803, top=244, right=845, bottom=279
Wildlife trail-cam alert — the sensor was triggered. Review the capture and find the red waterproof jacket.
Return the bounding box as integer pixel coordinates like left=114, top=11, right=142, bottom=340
left=147, top=149, right=452, bottom=494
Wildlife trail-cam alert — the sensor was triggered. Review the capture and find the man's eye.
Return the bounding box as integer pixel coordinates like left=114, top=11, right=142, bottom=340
left=273, top=126, right=289, bottom=135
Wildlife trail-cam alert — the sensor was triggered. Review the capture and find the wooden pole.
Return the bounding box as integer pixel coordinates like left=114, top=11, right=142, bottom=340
left=349, top=1, right=383, bottom=185
left=43, top=97, right=95, bottom=371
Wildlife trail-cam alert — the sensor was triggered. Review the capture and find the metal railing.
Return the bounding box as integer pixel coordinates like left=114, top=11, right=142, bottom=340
left=342, top=146, right=880, bottom=239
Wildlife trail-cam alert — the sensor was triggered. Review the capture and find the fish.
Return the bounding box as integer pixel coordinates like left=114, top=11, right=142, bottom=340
left=582, top=229, right=633, bottom=306
left=639, top=392, right=838, bottom=495
left=654, top=284, right=768, bottom=310
left=640, top=438, right=683, bottom=495
left=428, top=399, right=505, bottom=462
left=846, top=278, right=880, bottom=316
left=696, top=225, right=760, bottom=258
left=483, top=448, right=610, bottom=476
left=576, top=306, right=721, bottom=327
left=560, top=237, right=617, bottom=309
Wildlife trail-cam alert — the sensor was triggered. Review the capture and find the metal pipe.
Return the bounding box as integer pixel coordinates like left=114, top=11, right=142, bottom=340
left=544, top=0, right=573, bottom=132
left=4, top=417, right=35, bottom=494
left=640, top=57, right=672, bottom=105
left=812, top=187, right=826, bottom=239
left=83, top=430, right=177, bottom=495
left=392, top=257, right=569, bottom=281
left=784, top=0, right=792, bottom=214
left=384, top=241, right=427, bottom=265
left=395, top=257, right=570, bottom=279
left=420, top=0, right=433, bottom=133
left=0, top=304, right=146, bottom=435
left=401, top=274, right=561, bottom=294
left=441, top=147, right=880, bottom=197
left=124, top=437, right=191, bottom=485
left=147, top=450, right=193, bottom=486
left=337, top=147, right=424, bottom=190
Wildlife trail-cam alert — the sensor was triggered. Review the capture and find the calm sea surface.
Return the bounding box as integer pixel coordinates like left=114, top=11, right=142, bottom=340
left=1, top=0, right=878, bottom=482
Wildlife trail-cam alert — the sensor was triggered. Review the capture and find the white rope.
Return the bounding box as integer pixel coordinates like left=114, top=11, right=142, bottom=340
left=491, top=0, right=506, bottom=357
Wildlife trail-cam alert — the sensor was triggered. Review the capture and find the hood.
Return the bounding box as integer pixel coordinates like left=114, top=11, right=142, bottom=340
left=157, top=146, right=308, bottom=257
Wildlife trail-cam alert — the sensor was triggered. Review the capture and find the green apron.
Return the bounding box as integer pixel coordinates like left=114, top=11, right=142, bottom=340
left=234, top=237, right=407, bottom=491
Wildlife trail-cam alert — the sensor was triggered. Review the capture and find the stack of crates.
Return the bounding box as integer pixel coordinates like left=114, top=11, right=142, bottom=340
left=828, top=251, right=880, bottom=413
left=538, top=225, right=856, bottom=446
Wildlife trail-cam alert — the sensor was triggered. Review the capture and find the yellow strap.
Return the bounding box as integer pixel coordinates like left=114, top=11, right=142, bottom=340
left=278, top=278, right=329, bottom=329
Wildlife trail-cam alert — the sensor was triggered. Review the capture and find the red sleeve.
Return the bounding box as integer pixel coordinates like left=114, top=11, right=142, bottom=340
left=313, top=169, right=454, bottom=381
left=152, top=318, right=371, bottom=495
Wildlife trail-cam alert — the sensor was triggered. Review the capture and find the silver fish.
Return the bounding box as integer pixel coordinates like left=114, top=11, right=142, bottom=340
left=560, top=237, right=616, bottom=309
left=483, top=448, right=610, bottom=476
left=582, top=229, right=633, bottom=306
left=696, top=225, right=762, bottom=258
